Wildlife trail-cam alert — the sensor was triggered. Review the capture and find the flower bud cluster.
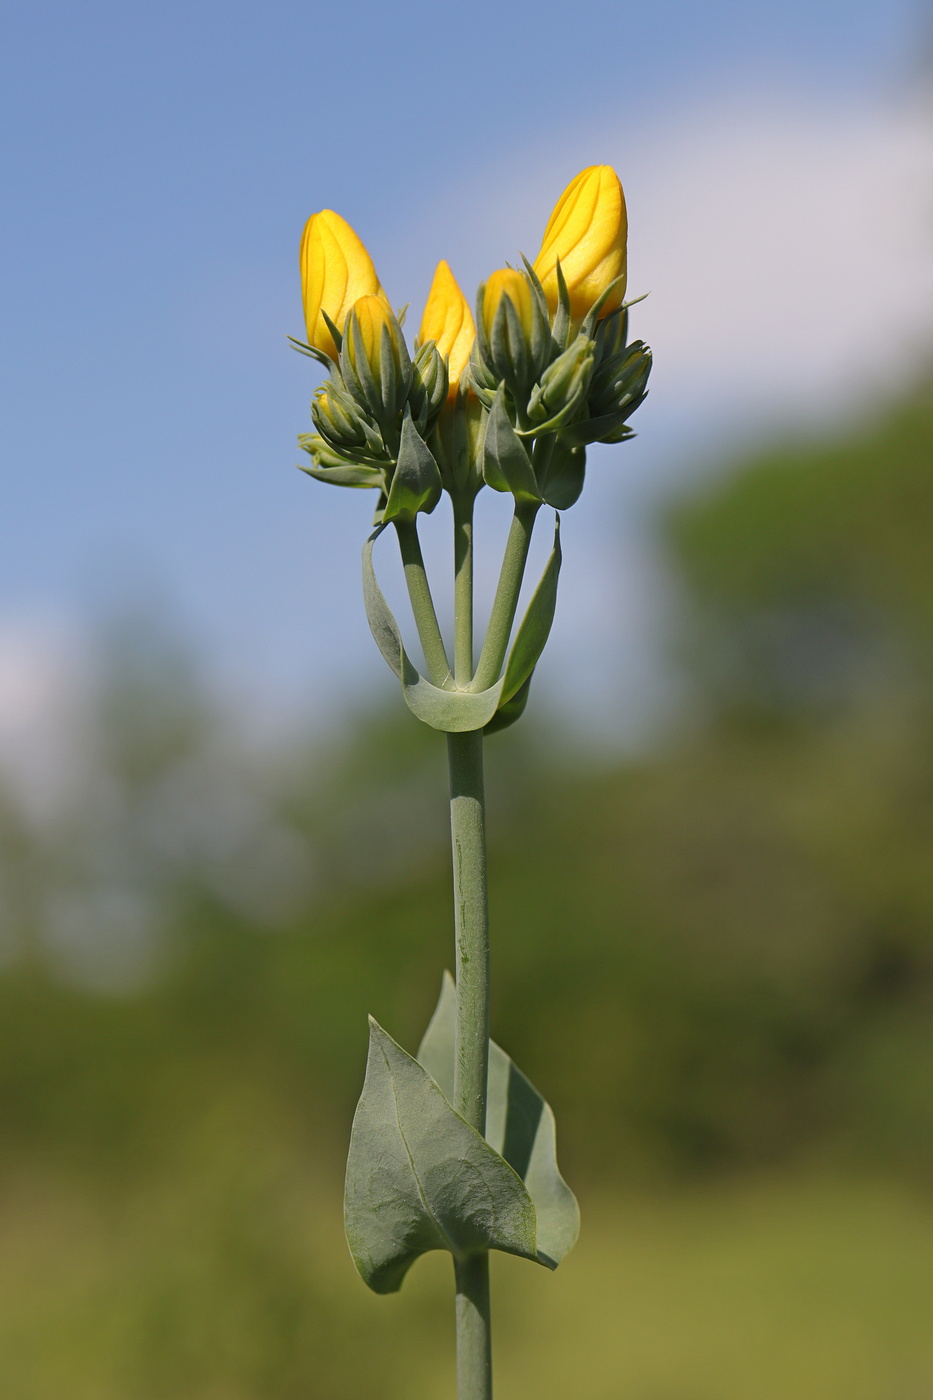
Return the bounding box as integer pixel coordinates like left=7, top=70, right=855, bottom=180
left=295, top=164, right=650, bottom=517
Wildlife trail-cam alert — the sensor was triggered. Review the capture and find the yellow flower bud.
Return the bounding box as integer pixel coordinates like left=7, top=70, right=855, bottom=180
left=417, top=260, right=476, bottom=399
left=346, top=294, right=393, bottom=373
left=300, top=209, right=384, bottom=359
left=342, top=294, right=412, bottom=427
left=481, top=268, right=535, bottom=343
left=532, top=165, right=627, bottom=321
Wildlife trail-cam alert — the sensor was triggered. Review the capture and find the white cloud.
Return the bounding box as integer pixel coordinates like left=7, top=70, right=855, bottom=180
left=0, top=619, right=88, bottom=816
left=374, top=91, right=933, bottom=738
left=627, top=95, right=933, bottom=425
left=386, top=91, right=933, bottom=437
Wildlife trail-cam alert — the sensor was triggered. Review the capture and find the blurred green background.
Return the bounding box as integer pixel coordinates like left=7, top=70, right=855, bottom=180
left=2, top=376, right=932, bottom=1398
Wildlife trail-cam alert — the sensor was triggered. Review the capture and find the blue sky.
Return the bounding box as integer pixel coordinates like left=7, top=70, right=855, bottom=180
left=1, top=0, right=930, bottom=750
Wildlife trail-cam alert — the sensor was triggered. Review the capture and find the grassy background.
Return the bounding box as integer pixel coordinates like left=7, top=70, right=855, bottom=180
left=1, top=377, right=932, bottom=1396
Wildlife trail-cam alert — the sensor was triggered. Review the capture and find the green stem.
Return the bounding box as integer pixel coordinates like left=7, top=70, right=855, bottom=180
left=454, top=1254, right=492, bottom=1400
left=471, top=500, right=540, bottom=692
left=447, top=727, right=492, bottom=1400
left=394, top=518, right=451, bottom=688
left=453, top=494, right=475, bottom=686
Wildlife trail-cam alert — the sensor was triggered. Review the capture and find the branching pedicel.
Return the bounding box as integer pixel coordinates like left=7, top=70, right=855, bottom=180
left=292, top=166, right=651, bottom=1400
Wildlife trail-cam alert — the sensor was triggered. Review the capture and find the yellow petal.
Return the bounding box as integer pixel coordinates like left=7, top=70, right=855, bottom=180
left=533, top=166, right=627, bottom=320
left=299, top=209, right=384, bottom=358
left=418, top=260, right=476, bottom=398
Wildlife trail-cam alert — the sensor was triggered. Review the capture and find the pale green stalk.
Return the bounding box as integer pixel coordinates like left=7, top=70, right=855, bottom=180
left=471, top=500, right=540, bottom=692
left=394, top=518, right=451, bottom=688
left=452, top=494, right=475, bottom=687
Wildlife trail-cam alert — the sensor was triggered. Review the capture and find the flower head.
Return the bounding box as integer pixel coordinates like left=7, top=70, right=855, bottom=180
left=300, top=209, right=384, bottom=359
left=533, top=165, right=627, bottom=321
left=418, top=261, right=475, bottom=399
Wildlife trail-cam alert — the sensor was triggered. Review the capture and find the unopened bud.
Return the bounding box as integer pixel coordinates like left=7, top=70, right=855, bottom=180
left=475, top=268, right=550, bottom=399
left=341, top=295, right=412, bottom=431
left=418, top=261, right=476, bottom=400
left=299, top=210, right=384, bottom=360
left=533, top=165, right=627, bottom=322
left=527, top=336, right=595, bottom=432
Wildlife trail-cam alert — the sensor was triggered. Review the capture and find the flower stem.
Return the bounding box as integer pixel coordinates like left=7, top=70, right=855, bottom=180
left=394, top=518, right=452, bottom=688
left=452, top=494, right=475, bottom=687
left=447, top=726, right=492, bottom=1400
left=471, top=500, right=540, bottom=692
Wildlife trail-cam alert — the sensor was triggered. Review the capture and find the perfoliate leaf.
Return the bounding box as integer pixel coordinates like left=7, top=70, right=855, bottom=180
left=345, top=1017, right=539, bottom=1294
left=483, top=386, right=541, bottom=501
left=362, top=530, right=505, bottom=730
left=417, top=974, right=580, bottom=1269
left=484, top=672, right=533, bottom=735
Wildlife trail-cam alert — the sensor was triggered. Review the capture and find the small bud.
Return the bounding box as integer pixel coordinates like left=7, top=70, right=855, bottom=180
left=341, top=295, right=412, bottom=432
left=475, top=268, right=550, bottom=399
left=527, top=336, right=595, bottom=433
left=408, top=340, right=449, bottom=434
left=418, top=261, right=476, bottom=400
left=300, top=209, right=385, bottom=360
left=588, top=340, right=652, bottom=420
left=533, top=166, right=627, bottom=322
left=311, top=379, right=387, bottom=461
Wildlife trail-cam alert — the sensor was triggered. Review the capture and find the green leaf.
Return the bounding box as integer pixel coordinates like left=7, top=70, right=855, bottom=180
left=499, top=514, right=562, bottom=705
left=540, top=444, right=586, bottom=510
left=418, top=974, right=580, bottom=1269
left=362, top=531, right=505, bottom=731
left=382, top=408, right=443, bottom=524
left=345, top=1017, right=539, bottom=1294
left=483, top=386, right=541, bottom=501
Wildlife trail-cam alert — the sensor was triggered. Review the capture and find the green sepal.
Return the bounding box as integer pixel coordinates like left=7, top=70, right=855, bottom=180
left=298, top=461, right=384, bottom=489
left=344, top=1016, right=539, bottom=1294
left=483, top=386, right=541, bottom=501
left=464, top=341, right=500, bottom=409
left=551, top=260, right=573, bottom=349
left=559, top=407, right=643, bottom=450
left=579, top=273, right=628, bottom=339
left=417, top=973, right=580, bottom=1269
left=298, top=430, right=388, bottom=475
left=409, top=340, right=448, bottom=435
left=287, top=334, right=335, bottom=370
left=320, top=309, right=343, bottom=353
left=362, top=529, right=506, bottom=730
left=382, top=408, right=443, bottom=524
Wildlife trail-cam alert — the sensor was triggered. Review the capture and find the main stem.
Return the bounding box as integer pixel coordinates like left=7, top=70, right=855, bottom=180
left=447, top=726, right=492, bottom=1400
